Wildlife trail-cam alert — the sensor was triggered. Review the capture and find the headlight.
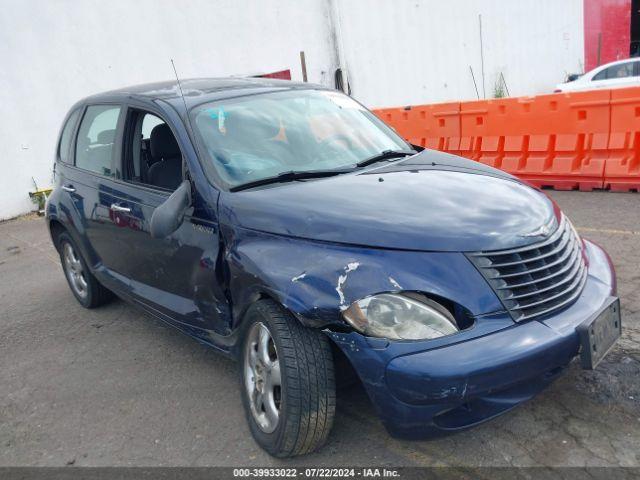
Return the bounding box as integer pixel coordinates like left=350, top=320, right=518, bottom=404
left=342, top=293, right=459, bottom=340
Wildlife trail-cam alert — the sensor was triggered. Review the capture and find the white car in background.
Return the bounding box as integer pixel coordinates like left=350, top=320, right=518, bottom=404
left=555, top=58, right=640, bottom=92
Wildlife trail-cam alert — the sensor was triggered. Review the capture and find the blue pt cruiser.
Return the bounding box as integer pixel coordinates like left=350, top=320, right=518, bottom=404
left=46, top=78, right=621, bottom=457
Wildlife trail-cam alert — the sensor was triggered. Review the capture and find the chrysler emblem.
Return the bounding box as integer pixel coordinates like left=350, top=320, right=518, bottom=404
left=520, top=224, right=552, bottom=238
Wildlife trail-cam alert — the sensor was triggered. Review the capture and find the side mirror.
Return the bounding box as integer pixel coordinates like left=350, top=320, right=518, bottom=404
left=150, top=180, right=192, bottom=238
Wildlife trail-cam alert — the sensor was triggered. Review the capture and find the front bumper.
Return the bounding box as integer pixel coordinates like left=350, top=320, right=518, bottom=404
left=327, top=240, right=617, bottom=439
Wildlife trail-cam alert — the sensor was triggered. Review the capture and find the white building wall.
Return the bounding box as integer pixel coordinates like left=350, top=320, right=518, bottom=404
left=0, top=0, right=337, bottom=220
left=337, top=0, right=585, bottom=107
left=0, top=0, right=584, bottom=219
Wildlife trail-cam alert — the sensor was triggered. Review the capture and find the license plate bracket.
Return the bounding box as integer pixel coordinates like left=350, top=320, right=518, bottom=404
left=577, top=297, right=621, bottom=370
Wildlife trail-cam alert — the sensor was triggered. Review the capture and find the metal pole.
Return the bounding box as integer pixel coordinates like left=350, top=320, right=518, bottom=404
left=479, top=14, right=486, bottom=99
left=300, top=51, right=308, bottom=82
left=501, top=71, right=510, bottom=97
left=470, top=66, right=480, bottom=100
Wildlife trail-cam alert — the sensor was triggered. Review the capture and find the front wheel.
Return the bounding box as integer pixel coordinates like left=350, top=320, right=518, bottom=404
left=239, top=300, right=336, bottom=457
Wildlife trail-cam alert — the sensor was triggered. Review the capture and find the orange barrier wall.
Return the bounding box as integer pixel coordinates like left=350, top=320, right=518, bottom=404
left=374, top=87, right=640, bottom=192
left=606, top=88, right=640, bottom=191
left=375, top=102, right=460, bottom=152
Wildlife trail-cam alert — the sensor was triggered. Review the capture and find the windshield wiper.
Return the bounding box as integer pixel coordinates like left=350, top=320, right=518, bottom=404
left=229, top=168, right=353, bottom=192
left=356, top=149, right=417, bottom=168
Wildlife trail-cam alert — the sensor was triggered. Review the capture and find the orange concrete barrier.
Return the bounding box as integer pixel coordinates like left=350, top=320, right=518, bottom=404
left=375, top=103, right=460, bottom=153
left=374, top=87, right=640, bottom=192
left=459, top=91, right=610, bottom=191
left=606, top=88, right=640, bottom=192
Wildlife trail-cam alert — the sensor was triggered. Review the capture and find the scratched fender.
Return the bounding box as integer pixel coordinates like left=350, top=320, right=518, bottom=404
left=219, top=221, right=505, bottom=331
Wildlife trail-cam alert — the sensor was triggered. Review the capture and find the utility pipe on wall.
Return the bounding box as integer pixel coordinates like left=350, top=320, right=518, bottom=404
left=329, top=0, right=350, bottom=94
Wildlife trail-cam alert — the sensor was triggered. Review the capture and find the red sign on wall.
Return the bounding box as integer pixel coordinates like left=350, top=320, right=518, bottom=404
left=254, top=69, right=292, bottom=80
left=584, top=0, right=631, bottom=71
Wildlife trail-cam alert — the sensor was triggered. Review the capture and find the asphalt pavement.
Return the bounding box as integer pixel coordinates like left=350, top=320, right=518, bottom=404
left=0, top=190, right=638, bottom=467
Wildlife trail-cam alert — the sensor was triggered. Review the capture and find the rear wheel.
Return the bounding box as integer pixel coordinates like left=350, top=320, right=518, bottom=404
left=57, top=231, right=113, bottom=308
left=239, top=299, right=336, bottom=457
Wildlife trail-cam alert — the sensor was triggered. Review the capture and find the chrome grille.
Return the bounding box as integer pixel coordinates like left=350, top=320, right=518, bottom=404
left=467, top=217, right=587, bottom=321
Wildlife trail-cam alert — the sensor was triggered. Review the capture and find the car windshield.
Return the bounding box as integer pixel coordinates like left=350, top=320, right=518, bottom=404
left=191, top=89, right=411, bottom=188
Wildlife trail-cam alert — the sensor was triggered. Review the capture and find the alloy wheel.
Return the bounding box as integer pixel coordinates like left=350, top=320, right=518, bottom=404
left=63, top=242, right=88, bottom=299
left=244, top=322, right=282, bottom=433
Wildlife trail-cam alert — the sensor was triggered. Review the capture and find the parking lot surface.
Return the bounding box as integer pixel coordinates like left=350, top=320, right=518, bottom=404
left=0, top=191, right=638, bottom=467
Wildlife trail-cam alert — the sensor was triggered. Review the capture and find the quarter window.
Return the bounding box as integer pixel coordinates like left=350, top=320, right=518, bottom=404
left=75, top=105, right=121, bottom=175
left=58, top=108, right=80, bottom=164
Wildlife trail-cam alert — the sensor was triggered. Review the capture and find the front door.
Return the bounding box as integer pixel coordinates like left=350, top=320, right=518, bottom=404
left=102, top=107, right=229, bottom=339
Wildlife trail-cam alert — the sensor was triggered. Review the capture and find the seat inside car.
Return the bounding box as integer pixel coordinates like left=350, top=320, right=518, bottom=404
left=96, top=129, right=115, bottom=145
left=147, top=123, right=182, bottom=190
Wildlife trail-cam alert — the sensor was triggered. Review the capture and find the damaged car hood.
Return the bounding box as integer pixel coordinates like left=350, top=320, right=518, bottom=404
left=220, top=150, right=560, bottom=252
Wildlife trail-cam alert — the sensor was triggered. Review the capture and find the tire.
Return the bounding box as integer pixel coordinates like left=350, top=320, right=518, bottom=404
left=57, top=231, right=114, bottom=309
left=239, top=299, right=336, bottom=457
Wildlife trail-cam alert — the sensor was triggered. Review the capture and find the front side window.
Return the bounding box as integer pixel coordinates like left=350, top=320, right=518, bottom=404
left=122, top=109, right=183, bottom=191
left=594, top=62, right=635, bottom=81
left=592, top=69, right=607, bottom=81
left=58, top=108, right=80, bottom=164
left=75, top=105, right=121, bottom=175
left=191, top=89, right=409, bottom=189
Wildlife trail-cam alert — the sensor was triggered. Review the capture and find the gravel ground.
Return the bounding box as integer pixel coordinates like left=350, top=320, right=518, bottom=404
left=0, top=190, right=638, bottom=467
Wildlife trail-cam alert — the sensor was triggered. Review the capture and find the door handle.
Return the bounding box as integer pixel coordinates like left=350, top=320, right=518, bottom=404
left=110, top=204, right=131, bottom=213
left=61, top=185, right=76, bottom=193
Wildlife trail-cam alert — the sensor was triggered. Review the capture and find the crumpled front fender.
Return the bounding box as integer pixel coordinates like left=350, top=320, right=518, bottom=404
left=222, top=225, right=504, bottom=329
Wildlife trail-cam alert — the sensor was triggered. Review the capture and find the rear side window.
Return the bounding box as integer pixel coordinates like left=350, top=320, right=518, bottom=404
left=58, top=109, right=80, bottom=164
left=75, top=105, right=121, bottom=176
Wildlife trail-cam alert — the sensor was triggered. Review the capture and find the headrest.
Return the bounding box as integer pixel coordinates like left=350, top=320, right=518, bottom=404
left=97, top=129, right=115, bottom=144
left=150, top=123, right=180, bottom=159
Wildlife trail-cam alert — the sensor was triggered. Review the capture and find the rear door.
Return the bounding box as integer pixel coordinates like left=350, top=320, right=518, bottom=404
left=58, top=103, right=130, bottom=293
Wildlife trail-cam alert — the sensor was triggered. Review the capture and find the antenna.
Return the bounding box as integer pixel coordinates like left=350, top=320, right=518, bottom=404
left=171, top=59, right=190, bottom=117
left=170, top=59, right=195, bottom=182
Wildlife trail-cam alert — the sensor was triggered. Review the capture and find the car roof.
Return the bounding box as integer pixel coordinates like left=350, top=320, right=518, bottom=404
left=80, top=77, right=327, bottom=112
